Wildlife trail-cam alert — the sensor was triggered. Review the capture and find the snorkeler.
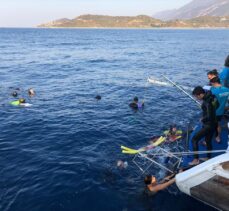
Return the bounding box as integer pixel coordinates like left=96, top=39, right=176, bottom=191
left=144, top=174, right=176, bottom=195
left=129, top=97, right=144, bottom=109
left=95, top=95, right=102, bottom=100
left=163, top=124, right=182, bottom=142
left=28, top=88, right=35, bottom=97
left=117, top=160, right=128, bottom=169
left=11, top=91, right=18, bottom=97
left=10, top=98, right=26, bottom=106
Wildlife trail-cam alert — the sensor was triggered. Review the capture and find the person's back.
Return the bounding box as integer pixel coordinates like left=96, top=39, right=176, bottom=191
left=211, top=86, right=229, bottom=116
left=201, top=90, right=218, bottom=126
left=220, top=55, right=229, bottom=88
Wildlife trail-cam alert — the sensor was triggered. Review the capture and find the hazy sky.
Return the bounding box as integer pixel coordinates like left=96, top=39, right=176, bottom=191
left=0, top=0, right=192, bottom=27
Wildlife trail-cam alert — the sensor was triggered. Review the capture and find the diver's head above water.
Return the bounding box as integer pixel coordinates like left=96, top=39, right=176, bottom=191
left=133, top=96, right=138, bottom=103
left=28, top=88, right=35, bottom=97
left=144, top=175, right=157, bottom=185
left=12, top=91, right=18, bottom=97
left=19, top=98, right=26, bottom=104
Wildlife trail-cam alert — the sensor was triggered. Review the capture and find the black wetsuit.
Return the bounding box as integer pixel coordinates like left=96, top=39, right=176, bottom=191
left=192, top=91, right=219, bottom=159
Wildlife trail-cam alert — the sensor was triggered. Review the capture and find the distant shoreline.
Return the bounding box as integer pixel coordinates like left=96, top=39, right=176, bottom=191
left=1, top=27, right=229, bottom=30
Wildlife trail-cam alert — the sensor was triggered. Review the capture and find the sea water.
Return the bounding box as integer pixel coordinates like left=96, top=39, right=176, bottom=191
left=1, top=28, right=229, bottom=211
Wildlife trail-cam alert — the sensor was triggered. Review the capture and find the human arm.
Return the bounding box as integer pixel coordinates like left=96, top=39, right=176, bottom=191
left=149, top=178, right=176, bottom=193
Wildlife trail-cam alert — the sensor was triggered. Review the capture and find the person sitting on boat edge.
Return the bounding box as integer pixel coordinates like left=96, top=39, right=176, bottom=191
left=144, top=174, right=176, bottom=195
left=10, top=98, right=26, bottom=106
left=210, top=77, right=229, bottom=142
left=219, top=55, right=229, bottom=88
left=189, top=86, right=219, bottom=166
left=129, top=97, right=144, bottom=109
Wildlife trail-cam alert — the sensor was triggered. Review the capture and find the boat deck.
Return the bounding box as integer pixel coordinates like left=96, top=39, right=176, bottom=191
left=181, top=118, right=229, bottom=167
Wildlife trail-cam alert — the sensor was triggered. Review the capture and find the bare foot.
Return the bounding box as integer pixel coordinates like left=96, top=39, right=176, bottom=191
left=215, top=136, right=221, bottom=143
left=189, top=159, right=200, bottom=166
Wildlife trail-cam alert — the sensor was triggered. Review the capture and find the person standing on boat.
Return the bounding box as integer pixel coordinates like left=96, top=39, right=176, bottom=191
left=203, top=69, right=218, bottom=91
left=219, top=55, right=229, bottom=88
left=190, top=86, right=219, bottom=165
left=210, top=77, right=229, bottom=142
left=207, top=69, right=218, bottom=80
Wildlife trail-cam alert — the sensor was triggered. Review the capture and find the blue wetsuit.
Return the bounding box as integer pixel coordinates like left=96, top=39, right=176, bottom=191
left=220, top=67, right=229, bottom=88
left=211, top=86, right=229, bottom=116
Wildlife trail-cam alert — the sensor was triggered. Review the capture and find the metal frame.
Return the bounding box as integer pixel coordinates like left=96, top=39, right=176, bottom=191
left=132, top=147, right=183, bottom=174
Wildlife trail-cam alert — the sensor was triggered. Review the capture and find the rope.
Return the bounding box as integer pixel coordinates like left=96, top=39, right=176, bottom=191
left=146, top=149, right=228, bottom=157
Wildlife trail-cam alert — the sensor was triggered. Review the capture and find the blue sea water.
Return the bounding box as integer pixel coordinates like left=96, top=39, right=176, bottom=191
left=0, top=28, right=229, bottom=211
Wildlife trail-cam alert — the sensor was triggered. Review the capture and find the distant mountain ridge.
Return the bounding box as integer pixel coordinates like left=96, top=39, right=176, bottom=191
left=38, top=14, right=229, bottom=28
left=154, top=0, right=229, bottom=20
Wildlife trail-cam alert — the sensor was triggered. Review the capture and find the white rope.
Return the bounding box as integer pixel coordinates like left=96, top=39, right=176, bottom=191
left=145, top=149, right=228, bottom=157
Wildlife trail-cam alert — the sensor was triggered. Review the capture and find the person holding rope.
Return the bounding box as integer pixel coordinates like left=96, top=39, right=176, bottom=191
left=189, top=86, right=219, bottom=165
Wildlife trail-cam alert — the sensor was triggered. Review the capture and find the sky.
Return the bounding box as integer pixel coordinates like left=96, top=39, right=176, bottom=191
left=0, top=0, right=192, bottom=27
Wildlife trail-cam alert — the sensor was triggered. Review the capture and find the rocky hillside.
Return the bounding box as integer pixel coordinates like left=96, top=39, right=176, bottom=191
left=38, top=14, right=229, bottom=28
left=38, top=15, right=163, bottom=28
left=154, top=0, right=229, bottom=20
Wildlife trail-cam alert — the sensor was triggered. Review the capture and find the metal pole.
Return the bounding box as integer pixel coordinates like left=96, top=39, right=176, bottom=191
left=161, top=74, right=201, bottom=107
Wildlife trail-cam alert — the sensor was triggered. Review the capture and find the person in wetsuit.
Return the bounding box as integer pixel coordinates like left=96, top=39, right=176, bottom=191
left=189, top=86, right=219, bottom=165
left=129, top=97, right=144, bottom=109
left=144, top=174, right=176, bottom=195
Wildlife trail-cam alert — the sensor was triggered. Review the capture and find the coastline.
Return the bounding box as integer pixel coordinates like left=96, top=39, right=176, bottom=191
left=1, top=26, right=229, bottom=30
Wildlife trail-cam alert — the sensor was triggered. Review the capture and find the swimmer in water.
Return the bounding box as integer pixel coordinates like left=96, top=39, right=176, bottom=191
left=28, top=88, right=35, bottom=97
left=11, top=91, right=18, bottom=97
left=144, top=174, right=176, bottom=195
left=117, top=160, right=128, bottom=169
left=10, top=98, right=26, bottom=106
left=95, top=95, right=101, bottom=100
left=129, top=97, right=144, bottom=109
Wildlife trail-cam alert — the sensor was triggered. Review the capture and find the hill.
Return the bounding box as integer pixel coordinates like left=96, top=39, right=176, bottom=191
left=38, top=15, right=163, bottom=28
left=38, top=14, right=229, bottom=28
left=153, top=0, right=229, bottom=20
